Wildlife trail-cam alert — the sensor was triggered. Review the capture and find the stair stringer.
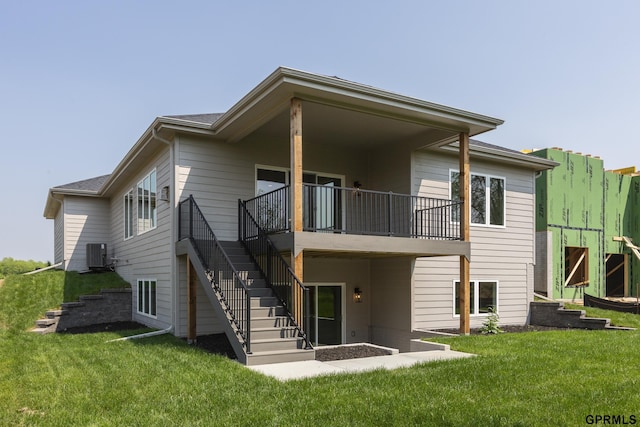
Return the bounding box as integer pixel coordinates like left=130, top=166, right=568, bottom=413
left=183, top=239, right=248, bottom=364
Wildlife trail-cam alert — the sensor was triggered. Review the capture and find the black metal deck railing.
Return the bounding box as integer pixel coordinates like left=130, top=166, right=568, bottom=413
left=243, top=184, right=462, bottom=240
left=179, top=196, right=252, bottom=353
left=239, top=199, right=312, bottom=349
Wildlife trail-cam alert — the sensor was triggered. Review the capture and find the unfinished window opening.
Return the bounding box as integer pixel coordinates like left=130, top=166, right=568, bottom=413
left=606, top=253, right=627, bottom=297
left=564, top=247, right=589, bottom=287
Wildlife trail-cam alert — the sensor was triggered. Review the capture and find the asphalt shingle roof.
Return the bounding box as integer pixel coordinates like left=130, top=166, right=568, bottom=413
left=53, top=174, right=111, bottom=192
left=163, top=113, right=224, bottom=126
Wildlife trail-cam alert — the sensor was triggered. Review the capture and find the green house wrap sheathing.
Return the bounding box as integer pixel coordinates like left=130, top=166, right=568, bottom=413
left=530, top=148, right=640, bottom=299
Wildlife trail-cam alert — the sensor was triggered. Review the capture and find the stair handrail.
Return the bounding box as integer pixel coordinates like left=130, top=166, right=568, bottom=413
left=238, top=199, right=312, bottom=349
left=179, top=195, right=252, bottom=353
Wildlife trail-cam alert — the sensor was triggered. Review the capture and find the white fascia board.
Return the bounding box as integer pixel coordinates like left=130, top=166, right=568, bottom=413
left=212, top=67, right=504, bottom=137
left=440, top=144, right=559, bottom=171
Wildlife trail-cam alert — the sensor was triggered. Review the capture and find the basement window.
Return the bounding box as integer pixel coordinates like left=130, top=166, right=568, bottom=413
left=137, top=279, right=157, bottom=317
left=454, top=280, right=498, bottom=316
left=565, top=247, right=589, bottom=287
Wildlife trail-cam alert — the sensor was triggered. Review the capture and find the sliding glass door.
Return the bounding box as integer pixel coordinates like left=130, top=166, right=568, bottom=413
left=308, top=284, right=344, bottom=346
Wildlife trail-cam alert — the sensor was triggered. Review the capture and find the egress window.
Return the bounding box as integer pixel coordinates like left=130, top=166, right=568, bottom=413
left=137, top=279, right=157, bottom=317
left=450, top=171, right=505, bottom=226
left=454, top=280, right=498, bottom=316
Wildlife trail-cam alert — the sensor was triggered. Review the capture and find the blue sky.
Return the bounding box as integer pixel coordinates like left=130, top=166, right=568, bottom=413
left=1, top=1, right=639, bottom=262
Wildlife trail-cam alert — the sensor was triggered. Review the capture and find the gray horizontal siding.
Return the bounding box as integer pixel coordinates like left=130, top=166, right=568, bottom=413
left=109, top=146, right=173, bottom=330
left=412, top=149, right=536, bottom=330
left=63, top=196, right=110, bottom=272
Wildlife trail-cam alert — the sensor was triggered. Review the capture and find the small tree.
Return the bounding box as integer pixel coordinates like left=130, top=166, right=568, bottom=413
left=480, top=306, right=503, bottom=334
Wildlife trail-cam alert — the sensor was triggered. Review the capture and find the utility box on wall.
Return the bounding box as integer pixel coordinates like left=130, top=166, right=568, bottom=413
left=86, top=243, right=108, bottom=269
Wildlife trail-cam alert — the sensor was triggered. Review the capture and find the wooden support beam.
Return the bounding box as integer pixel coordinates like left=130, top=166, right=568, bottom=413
left=292, top=251, right=304, bottom=326
left=291, top=98, right=303, bottom=233
left=290, top=98, right=305, bottom=326
left=187, top=255, right=197, bottom=344
left=459, top=132, right=470, bottom=335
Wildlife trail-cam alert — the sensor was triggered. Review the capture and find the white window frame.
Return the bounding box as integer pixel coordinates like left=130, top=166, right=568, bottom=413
left=123, top=189, right=134, bottom=240
left=452, top=280, right=499, bottom=317
left=137, top=169, right=157, bottom=235
left=137, top=278, right=157, bottom=318
left=449, top=169, right=506, bottom=228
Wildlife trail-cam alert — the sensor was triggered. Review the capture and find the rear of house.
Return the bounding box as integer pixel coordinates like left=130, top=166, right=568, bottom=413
left=44, top=67, right=555, bottom=363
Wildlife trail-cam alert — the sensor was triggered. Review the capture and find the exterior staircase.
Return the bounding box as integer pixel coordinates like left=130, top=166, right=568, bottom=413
left=218, top=241, right=315, bottom=365
left=178, top=195, right=314, bottom=365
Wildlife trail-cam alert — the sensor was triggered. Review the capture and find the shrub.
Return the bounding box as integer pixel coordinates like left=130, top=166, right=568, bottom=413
left=480, top=306, right=503, bottom=334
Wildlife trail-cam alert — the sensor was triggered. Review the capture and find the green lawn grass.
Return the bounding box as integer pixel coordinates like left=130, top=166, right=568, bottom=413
left=0, top=270, right=129, bottom=333
left=1, top=273, right=639, bottom=426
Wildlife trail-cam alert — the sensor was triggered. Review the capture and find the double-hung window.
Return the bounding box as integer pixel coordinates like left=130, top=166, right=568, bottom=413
left=137, top=170, right=157, bottom=234
left=137, top=279, right=157, bottom=317
left=450, top=170, right=505, bottom=226
left=454, top=280, right=498, bottom=316
left=124, top=190, right=134, bottom=239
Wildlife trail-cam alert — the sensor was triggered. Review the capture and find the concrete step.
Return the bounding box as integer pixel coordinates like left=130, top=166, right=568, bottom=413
left=242, top=278, right=268, bottom=288
left=30, top=327, right=51, bottom=335
left=246, top=348, right=315, bottom=366
left=46, top=309, right=68, bottom=318
left=251, top=296, right=280, bottom=308
left=226, top=254, right=254, bottom=263
left=251, top=327, right=299, bottom=340
left=36, top=318, right=57, bottom=328
left=79, top=294, right=104, bottom=301
left=247, top=287, right=273, bottom=297
left=252, top=316, right=295, bottom=328
left=250, top=337, right=304, bottom=352
left=251, top=305, right=286, bottom=317
left=579, top=317, right=610, bottom=328
left=61, top=301, right=85, bottom=309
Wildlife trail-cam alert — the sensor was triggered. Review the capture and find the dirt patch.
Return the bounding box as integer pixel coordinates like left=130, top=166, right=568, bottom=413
left=188, top=334, right=238, bottom=360
left=315, top=345, right=393, bottom=361
left=0, top=279, right=4, bottom=288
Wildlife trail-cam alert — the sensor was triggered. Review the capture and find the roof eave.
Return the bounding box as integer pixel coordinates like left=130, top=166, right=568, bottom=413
left=440, top=144, right=559, bottom=171
left=99, top=117, right=218, bottom=195
left=43, top=188, right=103, bottom=219
left=212, top=67, right=504, bottom=141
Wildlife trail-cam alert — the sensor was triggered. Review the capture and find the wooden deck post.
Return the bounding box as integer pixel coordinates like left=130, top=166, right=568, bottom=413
left=187, top=255, right=197, bottom=343
left=459, top=132, right=471, bottom=335
left=290, top=98, right=304, bottom=324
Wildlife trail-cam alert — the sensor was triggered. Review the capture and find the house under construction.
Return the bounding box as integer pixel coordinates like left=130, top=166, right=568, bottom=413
left=529, top=148, right=640, bottom=301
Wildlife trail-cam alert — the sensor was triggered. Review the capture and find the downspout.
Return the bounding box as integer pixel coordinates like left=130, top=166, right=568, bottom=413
left=152, top=127, right=179, bottom=334
left=107, top=325, right=174, bottom=342
left=23, top=262, right=64, bottom=275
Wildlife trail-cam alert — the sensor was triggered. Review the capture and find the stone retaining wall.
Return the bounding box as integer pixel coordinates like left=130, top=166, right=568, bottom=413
left=529, top=301, right=610, bottom=330
left=56, top=288, right=132, bottom=331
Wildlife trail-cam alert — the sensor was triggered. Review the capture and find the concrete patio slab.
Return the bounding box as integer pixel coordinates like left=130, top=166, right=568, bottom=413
left=247, top=350, right=475, bottom=381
